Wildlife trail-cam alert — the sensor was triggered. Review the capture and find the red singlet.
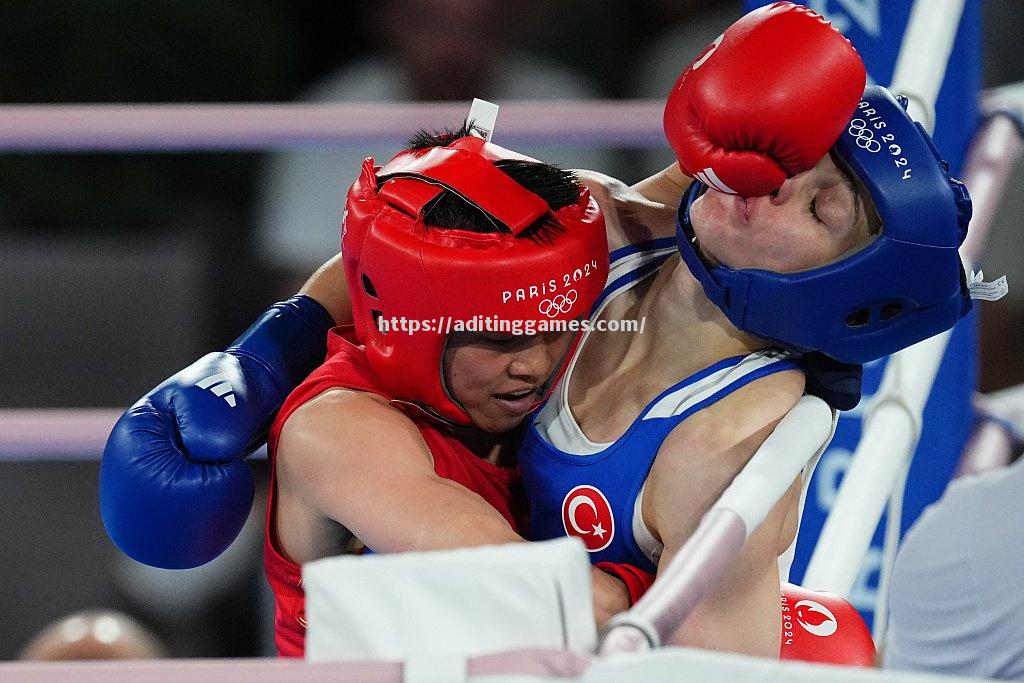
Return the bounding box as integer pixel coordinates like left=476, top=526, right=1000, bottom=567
left=264, top=326, right=527, bottom=657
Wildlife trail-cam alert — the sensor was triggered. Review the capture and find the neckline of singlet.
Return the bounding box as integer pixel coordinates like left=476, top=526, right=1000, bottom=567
left=535, top=239, right=795, bottom=457
left=534, top=240, right=678, bottom=454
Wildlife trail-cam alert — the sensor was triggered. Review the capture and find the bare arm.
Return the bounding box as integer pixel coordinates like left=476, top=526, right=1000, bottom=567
left=278, top=389, right=521, bottom=553
left=644, top=369, right=805, bottom=658
left=297, top=254, right=352, bottom=326
left=277, top=389, right=629, bottom=624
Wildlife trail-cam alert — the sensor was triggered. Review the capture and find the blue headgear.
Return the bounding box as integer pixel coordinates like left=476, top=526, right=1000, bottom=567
left=676, top=85, right=973, bottom=364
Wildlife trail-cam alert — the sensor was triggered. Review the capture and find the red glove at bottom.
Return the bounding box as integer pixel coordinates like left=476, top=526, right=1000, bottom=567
left=779, top=582, right=875, bottom=666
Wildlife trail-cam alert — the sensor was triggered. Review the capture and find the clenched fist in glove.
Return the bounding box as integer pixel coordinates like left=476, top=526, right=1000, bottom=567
left=664, top=2, right=865, bottom=197
left=100, top=296, right=335, bottom=569
left=780, top=582, right=876, bottom=666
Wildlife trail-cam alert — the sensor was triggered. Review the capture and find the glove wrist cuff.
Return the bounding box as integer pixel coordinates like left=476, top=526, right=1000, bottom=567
left=228, top=295, right=335, bottom=395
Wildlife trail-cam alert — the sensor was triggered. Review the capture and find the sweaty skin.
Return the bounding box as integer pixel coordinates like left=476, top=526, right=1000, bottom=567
left=570, top=166, right=804, bottom=655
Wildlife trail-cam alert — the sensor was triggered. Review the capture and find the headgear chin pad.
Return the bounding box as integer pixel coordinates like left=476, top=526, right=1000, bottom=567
left=342, top=136, right=610, bottom=425
left=676, top=85, right=972, bottom=364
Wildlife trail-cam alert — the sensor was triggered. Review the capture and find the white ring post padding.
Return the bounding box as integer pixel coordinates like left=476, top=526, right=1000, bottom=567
left=889, top=0, right=966, bottom=133
left=598, top=395, right=833, bottom=655
left=873, top=450, right=911, bottom=642
left=804, top=330, right=947, bottom=595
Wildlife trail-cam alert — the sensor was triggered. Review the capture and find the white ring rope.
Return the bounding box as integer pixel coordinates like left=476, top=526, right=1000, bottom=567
left=0, top=100, right=665, bottom=151
left=0, top=88, right=1016, bottom=152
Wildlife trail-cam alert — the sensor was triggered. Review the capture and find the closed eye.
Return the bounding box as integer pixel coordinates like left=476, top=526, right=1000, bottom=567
left=809, top=197, right=822, bottom=223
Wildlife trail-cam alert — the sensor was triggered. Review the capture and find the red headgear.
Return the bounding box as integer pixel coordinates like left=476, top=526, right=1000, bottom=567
left=342, top=136, right=609, bottom=426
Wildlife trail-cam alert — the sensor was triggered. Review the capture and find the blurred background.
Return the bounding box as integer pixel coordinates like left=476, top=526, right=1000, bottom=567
left=1, top=0, right=1022, bottom=660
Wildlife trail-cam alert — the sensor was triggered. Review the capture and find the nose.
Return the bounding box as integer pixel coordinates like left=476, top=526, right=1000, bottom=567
left=770, top=175, right=797, bottom=206
left=771, top=166, right=822, bottom=208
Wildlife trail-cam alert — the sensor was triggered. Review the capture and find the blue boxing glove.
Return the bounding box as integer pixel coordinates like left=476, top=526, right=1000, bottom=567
left=100, top=295, right=335, bottom=569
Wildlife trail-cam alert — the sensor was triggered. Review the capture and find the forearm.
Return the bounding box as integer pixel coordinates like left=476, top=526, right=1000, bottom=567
left=297, top=254, right=352, bottom=326
left=354, top=488, right=631, bottom=628
left=353, top=485, right=632, bottom=625
left=591, top=567, right=630, bottom=628
left=335, top=476, right=524, bottom=555
left=654, top=478, right=800, bottom=658
left=667, top=546, right=782, bottom=657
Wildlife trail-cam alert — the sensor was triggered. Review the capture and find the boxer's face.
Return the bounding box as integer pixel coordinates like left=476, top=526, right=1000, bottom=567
left=688, top=151, right=875, bottom=273
left=443, top=329, right=576, bottom=432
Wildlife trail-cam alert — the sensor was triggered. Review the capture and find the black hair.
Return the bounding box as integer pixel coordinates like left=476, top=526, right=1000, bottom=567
left=388, top=122, right=579, bottom=243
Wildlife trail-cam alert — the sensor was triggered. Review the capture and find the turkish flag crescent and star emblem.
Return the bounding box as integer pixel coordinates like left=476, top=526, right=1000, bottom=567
left=561, top=485, right=614, bottom=552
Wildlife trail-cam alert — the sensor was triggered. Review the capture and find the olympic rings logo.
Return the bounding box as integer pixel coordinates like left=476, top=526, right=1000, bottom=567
left=848, top=119, right=881, bottom=153
left=538, top=289, right=578, bottom=318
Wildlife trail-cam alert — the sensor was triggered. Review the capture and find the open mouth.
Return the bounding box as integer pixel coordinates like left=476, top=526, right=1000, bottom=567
left=494, top=387, right=537, bottom=401
left=492, top=387, right=542, bottom=414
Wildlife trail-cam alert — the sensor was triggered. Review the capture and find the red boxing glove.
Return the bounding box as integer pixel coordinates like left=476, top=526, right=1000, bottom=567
left=595, top=562, right=656, bottom=607
left=779, top=582, right=875, bottom=667
left=664, top=2, right=866, bottom=197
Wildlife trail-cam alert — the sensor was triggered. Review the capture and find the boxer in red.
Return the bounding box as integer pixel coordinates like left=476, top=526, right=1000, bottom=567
left=263, top=131, right=655, bottom=656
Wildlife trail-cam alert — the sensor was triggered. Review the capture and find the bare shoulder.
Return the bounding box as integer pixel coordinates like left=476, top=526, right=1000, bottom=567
left=572, top=168, right=677, bottom=250
left=644, top=367, right=806, bottom=544
left=666, top=366, right=806, bottom=456
left=277, top=388, right=432, bottom=480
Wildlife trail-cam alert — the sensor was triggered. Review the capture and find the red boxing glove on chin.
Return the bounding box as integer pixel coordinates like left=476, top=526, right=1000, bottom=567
left=779, top=582, right=875, bottom=667
left=664, top=1, right=866, bottom=197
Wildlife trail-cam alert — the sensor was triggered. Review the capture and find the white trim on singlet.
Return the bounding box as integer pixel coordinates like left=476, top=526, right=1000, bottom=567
left=533, top=245, right=676, bottom=456
left=640, top=351, right=792, bottom=421
left=533, top=243, right=827, bottom=570
left=632, top=481, right=663, bottom=567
